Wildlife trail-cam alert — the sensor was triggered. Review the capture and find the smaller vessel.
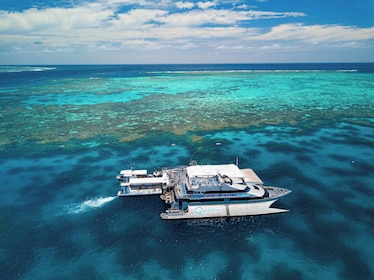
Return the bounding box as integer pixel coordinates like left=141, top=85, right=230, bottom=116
left=116, top=169, right=168, bottom=196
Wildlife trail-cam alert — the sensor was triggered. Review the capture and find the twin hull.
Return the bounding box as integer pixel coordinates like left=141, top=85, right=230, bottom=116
left=160, top=199, right=288, bottom=220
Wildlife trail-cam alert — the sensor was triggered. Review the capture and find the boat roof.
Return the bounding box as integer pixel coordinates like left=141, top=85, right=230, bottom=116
left=120, top=169, right=147, bottom=176
left=185, top=164, right=249, bottom=192
left=186, top=164, right=244, bottom=178
left=129, top=177, right=166, bottom=185
left=240, top=168, right=263, bottom=184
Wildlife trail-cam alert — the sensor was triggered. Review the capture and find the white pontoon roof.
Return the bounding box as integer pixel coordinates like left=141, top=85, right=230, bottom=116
left=129, top=177, right=166, bottom=185
left=120, top=169, right=147, bottom=176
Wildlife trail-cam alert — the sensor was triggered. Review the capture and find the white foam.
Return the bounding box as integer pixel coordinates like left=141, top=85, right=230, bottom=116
left=145, top=69, right=350, bottom=74
left=0, top=66, right=56, bottom=73
left=66, top=196, right=116, bottom=214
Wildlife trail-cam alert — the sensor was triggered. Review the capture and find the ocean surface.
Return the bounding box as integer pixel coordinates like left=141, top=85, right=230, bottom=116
left=0, top=63, right=373, bottom=280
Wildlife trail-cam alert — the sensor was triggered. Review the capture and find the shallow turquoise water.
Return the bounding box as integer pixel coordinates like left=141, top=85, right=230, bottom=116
left=9, top=71, right=373, bottom=110
left=0, top=64, right=373, bottom=279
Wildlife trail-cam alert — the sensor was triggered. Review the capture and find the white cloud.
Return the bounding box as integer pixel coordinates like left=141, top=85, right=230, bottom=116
left=112, top=8, right=168, bottom=28
left=175, top=1, right=195, bottom=9
left=101, top=0, right=160, bottom=8
left=197, top=1, right=217, bottom=10
left=0, top=3, right=305, bottom=36
left=0, top=1, right=373, bottom=63
left=260, top=43, right=281, bottom=50
left=157, top=9, right=304, bottom=27
left=0, top=4, right=113, bottom=33
left=233, top=4, right=249, bottom=10
left=216, top=44, right=248, bottom=50
left=254, top=23, right=374, bottom=43
left=247, top=10, right=305, bottom=20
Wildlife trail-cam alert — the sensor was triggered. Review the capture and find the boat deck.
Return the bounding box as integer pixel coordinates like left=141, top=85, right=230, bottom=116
left=160, top=191, right=175, bottom=204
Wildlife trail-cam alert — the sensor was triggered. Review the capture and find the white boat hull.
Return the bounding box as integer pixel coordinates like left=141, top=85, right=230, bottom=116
left=117, top=188, right=162, bottom=197
left=160, top=200, right=288, bottom=220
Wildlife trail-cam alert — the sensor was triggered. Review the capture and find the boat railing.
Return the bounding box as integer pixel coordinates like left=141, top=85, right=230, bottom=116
left=177, top=178, right=259, bottom=199
left=184, top=192, right=255, bottom=199
left=162, top=166, right=187, bottom=172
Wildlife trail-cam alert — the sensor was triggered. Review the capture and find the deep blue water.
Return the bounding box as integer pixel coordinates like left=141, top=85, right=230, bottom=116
left=1, top=63, right=373, bottom=85
left=0, top=64, right=373, bottom=279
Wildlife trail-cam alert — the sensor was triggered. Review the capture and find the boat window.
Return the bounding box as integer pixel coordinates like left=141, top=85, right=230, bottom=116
left=187, top=197, right=259, bottom=203
left=263, top=190, right=269, bottom=198
left=204, top=190, right=242, bottom=194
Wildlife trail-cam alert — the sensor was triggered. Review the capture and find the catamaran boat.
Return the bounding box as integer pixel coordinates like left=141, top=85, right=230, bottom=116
left=116, top=162, right=291, bottom=219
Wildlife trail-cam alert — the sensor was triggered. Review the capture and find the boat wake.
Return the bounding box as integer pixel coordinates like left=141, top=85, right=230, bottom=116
left=66, top=196, right=116, bottom=214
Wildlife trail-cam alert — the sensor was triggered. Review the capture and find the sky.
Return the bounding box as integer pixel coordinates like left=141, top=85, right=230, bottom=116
left=0, top=0, right=374, bottom=64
